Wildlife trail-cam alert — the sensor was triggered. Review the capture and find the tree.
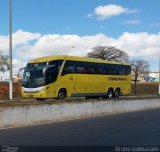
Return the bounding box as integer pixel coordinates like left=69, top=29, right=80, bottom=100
left=131, top=59, right=149, bottom=95
left=0, top=54, right=10, bottom=80
left=87, top=46, right=129, bottom=62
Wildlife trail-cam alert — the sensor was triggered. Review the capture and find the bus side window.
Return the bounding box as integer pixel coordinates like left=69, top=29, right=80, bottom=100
left=106, top=64, right=113, bottom=75
left=50, top=60, right=63, bottom=68
left=88, top=63, right=98, bottom=74
left=99, top=64, right=106, bottom=74
left=125, top=65, right=131, bottom=75
left=107, top=64, right=117, bottom=75
left=120, top=65, right=126, bottom=75
left=62, top=61, right=75, bottom=75
left=116, top=65, right=122, bottom=75
left=75, top=61, right=87, bottom=74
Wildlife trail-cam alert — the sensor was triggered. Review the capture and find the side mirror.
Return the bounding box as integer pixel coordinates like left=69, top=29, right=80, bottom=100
left=17, top=67, right=26, bottom=77
left=43, top=65, right=55, bottom=75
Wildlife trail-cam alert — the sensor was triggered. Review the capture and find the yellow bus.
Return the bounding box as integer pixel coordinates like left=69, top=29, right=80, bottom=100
left=22, top=55, right=131, bottom=99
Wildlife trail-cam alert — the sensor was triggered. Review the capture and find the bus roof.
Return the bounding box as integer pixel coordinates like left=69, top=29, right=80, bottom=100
left=29, top=55, right=130, bottom=65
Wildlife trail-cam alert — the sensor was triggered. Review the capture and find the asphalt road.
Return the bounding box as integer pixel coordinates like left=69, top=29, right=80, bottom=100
left=0, top=108, right=160, bottom=146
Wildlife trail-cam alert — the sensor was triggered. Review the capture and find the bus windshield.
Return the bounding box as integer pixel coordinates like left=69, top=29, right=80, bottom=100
left=22, top=60, right=63, bottom=88
left=22, top=62, right=47, bottom=88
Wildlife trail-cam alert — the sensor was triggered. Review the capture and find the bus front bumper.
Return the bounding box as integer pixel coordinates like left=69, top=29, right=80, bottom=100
left=21, top=87, right=50, bottom=99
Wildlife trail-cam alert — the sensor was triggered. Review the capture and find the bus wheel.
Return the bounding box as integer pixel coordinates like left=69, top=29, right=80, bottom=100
left=107, top=88, right=113, bottom=98
left=57, top=89, right=67, bottom=99
left=114, top=89, right=120, bottom=98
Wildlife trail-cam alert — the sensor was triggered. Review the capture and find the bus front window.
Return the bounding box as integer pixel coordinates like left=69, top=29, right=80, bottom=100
left=22, top=62, right=47, bottom=88
left=22, top=60, right=63, bottom=88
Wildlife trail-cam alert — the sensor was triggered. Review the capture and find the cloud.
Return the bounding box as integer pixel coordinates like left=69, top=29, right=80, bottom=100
left=86, top=4, right=139, bottom=21
left=113, top=32, right=160, bottom=57
left=150, top=22, right=160, bottom=27
left=1, top=30, right=160, bottom=79
left=86, top=13, right=94, bottom=19
left=0, top=29, right=41, bottom=54
left=15, top=31, right=160, bottom=61
left=95, top=4, right=128, bottom=20
left=124, top=19, right=141, bottom=25
left=1, top=30, right=160, bottom=60
left=0, top=29, right=41, bottom=79
left=127, top=9, right=140, bottom=14
left=12, top=29, right=41, bottom=47
left=16, top=33, right=114, bottom=59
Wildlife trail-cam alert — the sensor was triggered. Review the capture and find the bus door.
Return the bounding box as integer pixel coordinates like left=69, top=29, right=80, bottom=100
left=60, top=60, right=77, bottom=95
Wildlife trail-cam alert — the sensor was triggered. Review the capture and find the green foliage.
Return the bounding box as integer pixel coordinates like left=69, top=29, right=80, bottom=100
left=0, top=54, right=10, bottom=73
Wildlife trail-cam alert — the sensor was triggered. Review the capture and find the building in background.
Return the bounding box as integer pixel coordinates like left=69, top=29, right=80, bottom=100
left=131, top=71, right=159, bottom=82
left=144, top=72, right=159, bottom=82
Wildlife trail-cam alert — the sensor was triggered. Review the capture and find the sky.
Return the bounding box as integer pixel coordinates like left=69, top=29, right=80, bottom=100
left=0, top=0, right=160, bottom=79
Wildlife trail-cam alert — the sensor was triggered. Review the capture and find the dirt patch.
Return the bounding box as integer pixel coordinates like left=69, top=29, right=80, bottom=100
left=131, top=82, right=159, bottom=96
left=0, top=82, right=22, bottom=99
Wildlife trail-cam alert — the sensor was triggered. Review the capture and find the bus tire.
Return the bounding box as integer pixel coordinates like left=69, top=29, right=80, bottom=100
left=114, top=88, right=120, bottom=98
left=107, top=88, right=113, bottom=98
left=57, top=89, right=67, bottom=99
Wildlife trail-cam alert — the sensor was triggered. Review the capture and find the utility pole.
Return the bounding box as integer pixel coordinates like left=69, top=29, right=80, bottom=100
left=9, top=0, right=13, bottom=100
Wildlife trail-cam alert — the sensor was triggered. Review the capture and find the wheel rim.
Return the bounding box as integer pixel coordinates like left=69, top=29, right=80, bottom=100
left=107, top=90, right=113, bottom=98
left=59, top=92, right=64, bottom=99
left=108, top=93, right=112, bottom=98
left=115, top=91, right=120, bottom=98
left=58, top=90, right=66, bottom=99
